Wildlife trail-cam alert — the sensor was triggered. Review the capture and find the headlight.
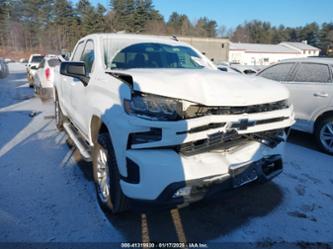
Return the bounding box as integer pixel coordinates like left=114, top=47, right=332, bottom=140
left=124, top=92, right=184, bottom=121
left=278, top=99, right=290, bottom=109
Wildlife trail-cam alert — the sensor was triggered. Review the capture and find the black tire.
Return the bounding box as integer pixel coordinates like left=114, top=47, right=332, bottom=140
left=314, top=116, right=333, bottom=155
left=28, top=75, right=34, bottom=88
left=55, top=93, right=64, bottom=131
left=93, top=133, right=129, bottom=213
left=34, top=85, right=40, bottom=95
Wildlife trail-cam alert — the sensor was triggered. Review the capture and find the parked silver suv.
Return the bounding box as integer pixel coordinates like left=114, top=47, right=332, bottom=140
left=258, top=58, right=333, bottom=154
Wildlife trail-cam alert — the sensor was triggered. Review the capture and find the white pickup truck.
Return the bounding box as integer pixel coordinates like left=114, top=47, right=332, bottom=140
left=54, top=33, right=294, bottom=213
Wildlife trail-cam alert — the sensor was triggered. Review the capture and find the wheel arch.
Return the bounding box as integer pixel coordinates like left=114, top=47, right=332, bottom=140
left=314, top=110, right=333, bottom=133
left=53, top=86, right=68, bottom=117
left=90, top=115, right=109, bottom=144
left=53, top=86, right=58, bottom=101
left=90, top=114, right=129, bottom=178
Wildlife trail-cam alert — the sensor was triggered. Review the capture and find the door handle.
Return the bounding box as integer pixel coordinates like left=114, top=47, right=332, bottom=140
left=313, top=92, right=329, bottom=98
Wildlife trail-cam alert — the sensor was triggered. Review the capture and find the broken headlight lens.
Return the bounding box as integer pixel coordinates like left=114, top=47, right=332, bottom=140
left=279, top=99, right=290, bottom=109
left=124, top=93, right=184, bottom=121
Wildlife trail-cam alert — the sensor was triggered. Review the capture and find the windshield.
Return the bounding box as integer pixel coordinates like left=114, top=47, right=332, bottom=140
left=31, top=56, right=44, bottom=63
left=110, top=43, right=204, bottom=70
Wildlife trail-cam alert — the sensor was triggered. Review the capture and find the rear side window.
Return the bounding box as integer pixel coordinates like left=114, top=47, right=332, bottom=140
left=31, top=56, right=44, bottom=63
left=47, top=58, right=60, bottom=67
left=80, top=40, right=95, bottom=74
left=293, top=63, right=331, bottom=83
left=72, top=42, right=85, bottom=61
left=259, top=63, right=295, bottom=81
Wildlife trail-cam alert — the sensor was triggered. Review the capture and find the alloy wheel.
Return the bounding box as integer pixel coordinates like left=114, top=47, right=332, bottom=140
left=320, top=122, right=333, bottom=153
left=96, top=147, right=111, bottom=203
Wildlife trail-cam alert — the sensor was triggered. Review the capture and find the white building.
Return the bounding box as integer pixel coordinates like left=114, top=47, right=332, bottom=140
left=280, top=42, right=321, bottom=57
left=229, top=41, right=320, bottom=66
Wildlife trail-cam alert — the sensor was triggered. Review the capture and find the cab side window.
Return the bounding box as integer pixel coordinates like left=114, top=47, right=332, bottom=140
left=259, top=63, right=295, bottom=82
left=293, top=63, right=331, bottom=83
left=72, top=41, right=85, bottom=62
left=80, top=40, right=95, bottom=74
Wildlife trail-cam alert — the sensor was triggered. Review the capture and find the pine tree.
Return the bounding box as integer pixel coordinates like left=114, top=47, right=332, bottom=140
left=0, top=0, right=9, bottom=46
left=51, top=0, right=77, bottom=50
left=92, top=4, right=106, bottom=33
left=167, top=12, right=192, bottom=36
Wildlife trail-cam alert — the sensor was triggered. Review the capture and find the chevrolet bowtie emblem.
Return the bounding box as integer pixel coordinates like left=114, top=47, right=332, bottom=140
left=231, top=119, right=256, bottom=130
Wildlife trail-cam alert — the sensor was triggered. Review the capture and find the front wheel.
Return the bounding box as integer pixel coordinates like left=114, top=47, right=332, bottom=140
left=92, top=133, right=129, bottom=213
left=315, top=116, right=333, bottom=155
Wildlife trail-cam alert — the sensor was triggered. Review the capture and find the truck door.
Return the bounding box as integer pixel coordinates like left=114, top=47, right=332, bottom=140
left=70, top=39, right=95, bottom=136
left=61, top=41, right=85, bottom=121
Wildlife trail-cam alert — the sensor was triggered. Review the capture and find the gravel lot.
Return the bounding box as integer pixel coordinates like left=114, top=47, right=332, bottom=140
left=0, top=63, right=333, bottom=249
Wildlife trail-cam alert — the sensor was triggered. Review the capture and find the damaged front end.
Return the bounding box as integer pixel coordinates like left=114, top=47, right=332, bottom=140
left=177, top=128, right=286, bottom=156
left=118, top=91, right=294, bottom=203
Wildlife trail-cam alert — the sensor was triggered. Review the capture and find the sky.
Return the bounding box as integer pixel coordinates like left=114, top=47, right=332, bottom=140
left=90, top=0, right=333, bottom=28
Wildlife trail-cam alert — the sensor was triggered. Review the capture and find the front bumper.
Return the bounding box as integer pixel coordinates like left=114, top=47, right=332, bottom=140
left=27, top=70, right=37, bottom=84
left=120, top=138, right=285, bottom=201
left=103, top=105, right=293, bottom=203
left=126, top=154, right=283, bottom=209
left=40, top=87, right=54, bottom=100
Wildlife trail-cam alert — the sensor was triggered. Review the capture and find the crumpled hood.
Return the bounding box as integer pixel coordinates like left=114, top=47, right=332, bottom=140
left=124, top=69, right=289, bottom=106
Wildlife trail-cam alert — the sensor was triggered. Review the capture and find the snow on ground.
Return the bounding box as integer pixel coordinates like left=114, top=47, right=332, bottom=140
left=0, top=63, right=332, bottom=248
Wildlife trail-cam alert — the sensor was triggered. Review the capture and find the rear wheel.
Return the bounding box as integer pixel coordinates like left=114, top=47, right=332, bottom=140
left=34, top=85, right=40, bottom=95
left=28, top=74, right=34, bottom=88
left=93, top=133, right=129, bottom=213
left=315, top=116, right=333, bottom=155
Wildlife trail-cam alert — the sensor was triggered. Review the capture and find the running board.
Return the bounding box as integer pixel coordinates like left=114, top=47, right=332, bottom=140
left=63, top=122, right=92, bottom=161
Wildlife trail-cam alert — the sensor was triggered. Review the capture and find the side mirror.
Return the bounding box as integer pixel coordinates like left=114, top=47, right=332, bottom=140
left=30, top=65, right=38, bottom=70
left=60, top=61, right=89, bottom=86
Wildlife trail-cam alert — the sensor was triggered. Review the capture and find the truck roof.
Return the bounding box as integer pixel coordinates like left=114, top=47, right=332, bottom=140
left=80, top=33, right=188, bottom=47
left=79, top=33, right=203, bottom=69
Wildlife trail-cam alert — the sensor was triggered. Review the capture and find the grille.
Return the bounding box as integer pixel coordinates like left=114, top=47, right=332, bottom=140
left=184, top=100, right=289, bottom=118
left=178, top=130, right=244, bottom=156
left=178, top=129, right=284, bottom=156
left=176, top=123, right=226, bottom=135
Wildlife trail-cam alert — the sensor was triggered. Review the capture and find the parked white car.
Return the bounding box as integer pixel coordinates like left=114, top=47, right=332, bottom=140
left=4, top=58, right=13, bottom=63
left=230, top=64, right=262, bottom=75
left=217, top=64, right=242, bottom=74
left=54, top=34, right=294, bottom=213
left=257, top=58, right=333, bottom=154
left=26, top=54, right=44, bottom=87
left=33, top=55, right=61, bottom=99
